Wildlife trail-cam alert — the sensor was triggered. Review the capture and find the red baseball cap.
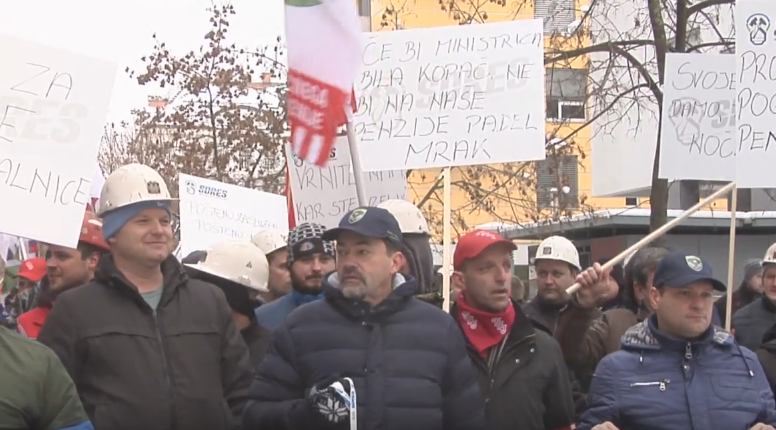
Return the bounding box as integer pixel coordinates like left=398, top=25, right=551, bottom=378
left=19, top=257, right=47, bottom=282
left=453, top=230, right=517, bottom=270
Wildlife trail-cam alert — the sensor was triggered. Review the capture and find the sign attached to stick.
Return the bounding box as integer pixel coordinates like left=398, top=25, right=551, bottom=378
left=353, top=20, right=546, bottom=171
left=286, top=136, right=407, bottom=228
left=178, top=174, right=288, bottom=256
left=659, top=53, right=736, bottom=181
left=735, top=0, right=776, bottom=188
left=0, top=34, right=116, bottom=247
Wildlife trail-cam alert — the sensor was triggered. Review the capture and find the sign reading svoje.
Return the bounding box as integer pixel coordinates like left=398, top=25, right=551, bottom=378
left=353, top=19, right=546, bottom=171
left=0, top=34, right=116, bottom=247
left=178, top=174, right=288, bottom=257
left=286, top=136, right=408, bottom=228
left=658, top=53, right=736, bottom=182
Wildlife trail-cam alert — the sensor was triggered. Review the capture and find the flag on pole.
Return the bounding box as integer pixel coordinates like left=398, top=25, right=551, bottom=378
left=285, top=0, right=363, bottom=166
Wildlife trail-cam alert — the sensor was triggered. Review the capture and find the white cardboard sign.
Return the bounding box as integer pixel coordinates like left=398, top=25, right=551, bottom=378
left=178, top=174, right=288, bottom=256
left=659, top=53, right=736, bottom=181
left=0, top=34, right=116, bottom=247
left=735, top=0, right=776, bottom=188
left=287, top=136, right=408, bottom=228
left=353, top=20, right=546, bottom=171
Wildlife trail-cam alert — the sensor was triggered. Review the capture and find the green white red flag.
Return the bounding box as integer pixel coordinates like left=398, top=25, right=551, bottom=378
left=284, top=0, right=362, bottom=166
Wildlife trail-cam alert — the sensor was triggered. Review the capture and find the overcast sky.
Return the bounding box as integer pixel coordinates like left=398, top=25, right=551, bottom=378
left=2, top=0, right=285, bottom=123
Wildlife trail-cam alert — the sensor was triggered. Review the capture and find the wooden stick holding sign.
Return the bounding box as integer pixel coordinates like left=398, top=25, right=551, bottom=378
left=565, top=181, right=737, bottom=295
left=724, top=186, right=737, bottom=331
left=442, top=167, right=452, bottom=313
left=345, top=111, right=367, bottom=206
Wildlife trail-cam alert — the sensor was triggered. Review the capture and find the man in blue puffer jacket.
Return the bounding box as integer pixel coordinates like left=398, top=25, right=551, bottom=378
left=579, top=251, right=776, bottom=430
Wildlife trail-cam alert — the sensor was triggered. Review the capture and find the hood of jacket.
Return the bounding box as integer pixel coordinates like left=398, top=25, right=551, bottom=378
left=402, top=233, right=434, bottom=295
left=322, top=271, right=418, bottom=319
left=621, top=314, right=734, bottom=352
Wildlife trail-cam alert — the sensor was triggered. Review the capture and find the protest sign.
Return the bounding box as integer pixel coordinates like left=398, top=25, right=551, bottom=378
left=178, top=174, right=288, bottom=256
left=736, top=0, right=776, bottom=188
left=286, top=136, right=407, bottom=228
left=0, top=34, right=116, bottom=247
left=353, top=20, right=546, bottom=171
left=659, top=53, right=736, bottom=181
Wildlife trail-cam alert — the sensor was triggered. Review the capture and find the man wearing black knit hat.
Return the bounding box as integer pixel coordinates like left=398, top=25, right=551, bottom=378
left=255, top=222, right=335, bottom=330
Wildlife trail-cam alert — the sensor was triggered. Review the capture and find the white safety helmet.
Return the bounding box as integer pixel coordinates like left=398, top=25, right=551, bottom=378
left=534, top=236, right=581, bottom=271
left=98, top=164, right=174, bottom=216
left=763, top=242, right=776, bottom=266
left=377, top=199, right=429, bottom=234
left=186, top=240, right=269, bottom=292
left=251, top=229, right=288, bottom=256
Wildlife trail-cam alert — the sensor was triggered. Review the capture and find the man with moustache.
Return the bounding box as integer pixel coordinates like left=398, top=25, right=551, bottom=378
left=254, top=223, right=335, bottom=329
left=243, top=207, right=485, bottom=430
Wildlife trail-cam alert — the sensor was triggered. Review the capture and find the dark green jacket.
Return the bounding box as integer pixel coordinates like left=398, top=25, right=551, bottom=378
left=0, top=326, right=93, bottom=430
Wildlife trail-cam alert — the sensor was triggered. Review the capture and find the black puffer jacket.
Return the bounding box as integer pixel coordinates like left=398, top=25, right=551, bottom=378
left=243, top=273, right=486, bottom=430
left=733, top=296, right=776, bottom=351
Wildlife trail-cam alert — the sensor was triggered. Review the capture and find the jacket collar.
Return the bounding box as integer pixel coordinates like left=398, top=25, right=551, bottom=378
left=94, top=254, right=187, bottom=308
left=322, top=272, right=417, bottom=319
left=621, top=314, right=733, bottom=352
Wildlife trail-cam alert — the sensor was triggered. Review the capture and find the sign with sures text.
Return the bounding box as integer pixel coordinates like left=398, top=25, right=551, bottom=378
left=178, top=174, right=289, bottom=257
left=659, top=53, right=736, bottom=182
left=353, top=19, right=546, bottom=171
left=735, top=0, right=776, bottom=188
left=0, top=34, right=116, bottom=247
left=286, top=136, right=407, bottom=228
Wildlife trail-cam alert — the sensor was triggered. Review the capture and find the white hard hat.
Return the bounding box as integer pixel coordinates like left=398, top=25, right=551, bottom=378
left=97, top=164, right=174, bottom=216
left=534, top=236, right=580, bottom=270
left=186, top=240, right=269, bottom=292
left=251, top=229, right=288, bottom=255
left=763, top=243, right=776, bottom=265
left=377, top=199, right=429, bottom=234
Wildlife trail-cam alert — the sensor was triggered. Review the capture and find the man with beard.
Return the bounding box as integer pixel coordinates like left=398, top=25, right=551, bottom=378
left=17, top=211, right=110, bottom=339
left=523, top=236, right=580, bottom=334
left=254, top=223, right=335, bottom=330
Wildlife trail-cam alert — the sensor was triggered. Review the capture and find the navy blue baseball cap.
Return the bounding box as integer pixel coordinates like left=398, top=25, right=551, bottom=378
left=653, top=252, right=726, bottom=292
left=322, top=206, right=403, bottom=245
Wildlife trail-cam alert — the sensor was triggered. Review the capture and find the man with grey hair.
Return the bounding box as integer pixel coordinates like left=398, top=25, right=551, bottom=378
left=243, top=207, right=485, bottom=430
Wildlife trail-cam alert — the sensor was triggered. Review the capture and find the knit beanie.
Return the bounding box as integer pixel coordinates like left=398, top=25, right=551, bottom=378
left=102, top=200, right=172, bottom=240
left=287, top=223, right=335, bottom=267
left=742, top=259, right=763, bottom=283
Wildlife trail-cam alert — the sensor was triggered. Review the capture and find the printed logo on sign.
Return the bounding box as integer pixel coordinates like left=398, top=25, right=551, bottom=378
left=197, top=185, right=228, bottom=199
left=747, top=13, right=771, bottom=46
left=185, top=180, right=196, bottom=195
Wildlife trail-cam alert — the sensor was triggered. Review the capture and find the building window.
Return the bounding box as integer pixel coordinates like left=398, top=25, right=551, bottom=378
left=534, top=0, right=575, bottom=34
left=625, top=197, right=637, bottom=206
left=546, top=68, right=587, bottom=122
left=536, top=154, right=579, bottom=211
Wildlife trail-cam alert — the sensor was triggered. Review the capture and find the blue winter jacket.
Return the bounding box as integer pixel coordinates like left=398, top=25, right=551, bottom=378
left=254, top=289, right=322, bottom=330
left=578, top=315, right=776, bottom=430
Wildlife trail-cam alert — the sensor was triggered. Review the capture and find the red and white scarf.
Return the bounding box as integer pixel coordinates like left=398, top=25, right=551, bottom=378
left=457, top=293, right=516, bottom=357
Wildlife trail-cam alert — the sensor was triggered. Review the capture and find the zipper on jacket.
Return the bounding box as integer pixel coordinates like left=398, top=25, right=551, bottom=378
left=684, top=343, right=693, bottom=360
left=153, top=310, right=178, bottom=429
left=630, top=379, right=670, bottom=391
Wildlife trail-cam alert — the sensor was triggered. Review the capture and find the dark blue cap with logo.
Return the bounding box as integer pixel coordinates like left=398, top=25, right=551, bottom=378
left=322, top=206, right=403, bottom=246
left=653, top=252, right=726, bottom=292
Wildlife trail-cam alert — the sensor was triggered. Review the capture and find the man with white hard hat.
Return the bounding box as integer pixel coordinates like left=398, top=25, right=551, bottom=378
left=186, top=240, right=272, bottom=367
left=523, top=235, right=581, bottom=335
left=38, top=163, right=252, bottom=430
left=377, top=199, right=437, bottom=299
left=251, top=228, right=291, bottom=303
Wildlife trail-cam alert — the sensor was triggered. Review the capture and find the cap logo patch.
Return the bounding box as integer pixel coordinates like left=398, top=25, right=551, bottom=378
left=475, top=230, right=498, bottom=239
left=25, top=261, right=33, bottom=270
left=542, top=247, right=553, bottom=255
left=299, top=241, right=314, bottom=252
left=348, top=208, right=367, bottom=224
left=147, top=181, right=161, bottom=194
left=685, top=255, right=703, bottom=271
left=246, top=261, right=253, bottom=269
